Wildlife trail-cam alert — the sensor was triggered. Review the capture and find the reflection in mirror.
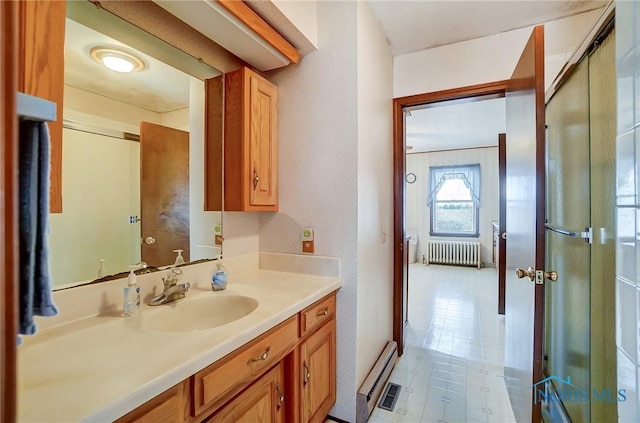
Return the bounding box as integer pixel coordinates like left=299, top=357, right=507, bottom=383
left=49, top=2, right=223, bottom=289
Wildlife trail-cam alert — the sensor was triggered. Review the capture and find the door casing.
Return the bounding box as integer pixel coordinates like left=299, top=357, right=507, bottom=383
left=392, top=81, right=508, bottom=356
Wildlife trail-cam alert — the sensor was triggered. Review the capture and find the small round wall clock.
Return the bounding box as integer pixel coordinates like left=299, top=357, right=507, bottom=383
left=406, top=173, right=416, bottom=184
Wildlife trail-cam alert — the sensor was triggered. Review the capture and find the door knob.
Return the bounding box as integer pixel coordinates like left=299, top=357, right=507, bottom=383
left=516, top=267, right=558, bottom=283
left=501, top=232, right=507, bottom=240
left=515, top=266, right=535, bottom=281
left=143, top=236, right=156, bottom=245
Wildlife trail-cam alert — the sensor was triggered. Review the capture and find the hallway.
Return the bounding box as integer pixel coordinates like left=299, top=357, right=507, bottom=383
left=370, top=264, right=516, bottom=423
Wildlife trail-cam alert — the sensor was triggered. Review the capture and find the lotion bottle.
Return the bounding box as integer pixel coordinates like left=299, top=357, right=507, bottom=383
left=123, top=266, right=141, bottom=316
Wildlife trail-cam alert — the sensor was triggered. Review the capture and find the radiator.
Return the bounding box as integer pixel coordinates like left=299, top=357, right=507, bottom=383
left=356, top=341, right=398, bottom=423
left=426, top=240, right=481, bottom=269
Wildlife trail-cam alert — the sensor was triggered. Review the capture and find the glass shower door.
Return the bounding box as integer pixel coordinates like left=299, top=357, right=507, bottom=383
left=544, top=57, right=592, bottom=423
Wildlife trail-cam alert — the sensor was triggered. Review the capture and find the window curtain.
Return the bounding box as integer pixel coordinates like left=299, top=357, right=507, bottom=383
left=427, top=164, right=481, bottom=206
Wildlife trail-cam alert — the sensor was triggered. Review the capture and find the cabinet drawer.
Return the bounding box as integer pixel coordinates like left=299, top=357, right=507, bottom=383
left=192, top=315, right=298, bottom=417
left=300, top=293, right=336, bottom=338
left=115, top=381, right=187, bottom=423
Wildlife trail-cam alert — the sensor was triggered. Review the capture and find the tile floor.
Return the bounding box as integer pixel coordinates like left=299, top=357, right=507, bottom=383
left=369, top=264, right=517, bottom=423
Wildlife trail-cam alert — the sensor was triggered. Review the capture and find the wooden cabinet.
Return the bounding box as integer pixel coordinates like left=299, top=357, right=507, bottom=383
left=207, top=363, right=286, bottom=423
left=18, top=0, right=65, bottom=213
left=116, top=293, right=337, bottom=423
left=115, top=381, right=188, bottom=423
left=192, top=316, right=298, bottom=417
left=300, top=317, right=336, bottom=423
left=224, top=67, right=278, bottom=211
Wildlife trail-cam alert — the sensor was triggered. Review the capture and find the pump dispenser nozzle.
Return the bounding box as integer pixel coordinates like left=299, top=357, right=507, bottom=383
left=173, top=249, right=185, bottom=265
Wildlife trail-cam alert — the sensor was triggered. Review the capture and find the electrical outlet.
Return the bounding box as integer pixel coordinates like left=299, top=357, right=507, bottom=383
left=381, top=225, right=388, bottom=244
left=302, top=228, right=314, bottom=254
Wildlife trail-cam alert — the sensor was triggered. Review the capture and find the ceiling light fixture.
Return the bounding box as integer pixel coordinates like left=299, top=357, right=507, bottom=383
left=90, top=47, right=145, bottom=73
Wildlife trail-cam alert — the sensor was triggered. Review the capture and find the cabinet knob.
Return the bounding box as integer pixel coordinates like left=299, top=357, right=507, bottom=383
left=303, top=362, right=311, bottom=384
left=275, top=383, right=285, bottom=409
left=253, top=169, right=260, bottom=189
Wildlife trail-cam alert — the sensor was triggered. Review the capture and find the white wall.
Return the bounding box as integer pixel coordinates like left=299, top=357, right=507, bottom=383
left=406, top=148, right=499, bottom=266
left=53, top=84, right=216, bottom=286
left=272, top=0, right=318, bottom=48
left=49, top=129, right=140, bottom=286
left=355, top=1, right=394, bottom=389
left=393, top=8, right=604, bottom=97
left=258, top=2, right=359, bottom=418
left=221, top=1, right=394, bottom=419
left=50, top=87, right=162, bottom=287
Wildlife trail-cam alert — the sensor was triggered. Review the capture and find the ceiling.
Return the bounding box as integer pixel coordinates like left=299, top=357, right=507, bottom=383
left=64, top=18, right=191, bottom=114
left=406, top=97, right=505, bottom=153
left=366, top=0, right=608, bottom=56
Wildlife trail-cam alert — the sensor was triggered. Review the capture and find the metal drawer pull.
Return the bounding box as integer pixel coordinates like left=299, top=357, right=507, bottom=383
left=316, top=307, right=329, bottom=318
left=303, top=362, right=311, bottom=384
left=247, top=346, right=270, bottom=364
left=276, top=383, right=285, bottom=409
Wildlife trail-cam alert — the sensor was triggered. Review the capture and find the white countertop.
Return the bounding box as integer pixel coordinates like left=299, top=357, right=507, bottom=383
left=18, top=258, right=341, bottom=422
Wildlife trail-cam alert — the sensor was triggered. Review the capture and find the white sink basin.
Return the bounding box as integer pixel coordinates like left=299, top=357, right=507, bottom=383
left=144, top=295, right=259, bottom=333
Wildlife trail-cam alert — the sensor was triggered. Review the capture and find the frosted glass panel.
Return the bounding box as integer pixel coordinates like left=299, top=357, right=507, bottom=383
left=588, top=31, right=617, bottom=422
left=545, top=57, right=591, bottom=423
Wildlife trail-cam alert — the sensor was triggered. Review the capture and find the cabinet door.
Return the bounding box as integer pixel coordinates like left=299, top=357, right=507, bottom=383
left=208, top=363, right=286, bottom=423
left=248, top=73, right=278, bottom=208
left=301, top=319, right=336, bottom=423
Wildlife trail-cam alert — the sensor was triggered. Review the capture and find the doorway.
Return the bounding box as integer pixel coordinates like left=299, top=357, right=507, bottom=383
left=393, top=81, right=509, bottom=357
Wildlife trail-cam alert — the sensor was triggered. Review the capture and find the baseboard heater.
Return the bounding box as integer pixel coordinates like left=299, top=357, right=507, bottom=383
left=426, top=239, right=481, bottom=269
left=356, top=341, right=398, bottom=423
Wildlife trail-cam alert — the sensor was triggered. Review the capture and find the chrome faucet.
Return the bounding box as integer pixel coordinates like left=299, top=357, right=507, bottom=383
left=149, top=268, right=191, bottom=306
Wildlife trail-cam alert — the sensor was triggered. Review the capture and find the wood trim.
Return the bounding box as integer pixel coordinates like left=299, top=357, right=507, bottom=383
left=18, top=0, right=65, bottom=213
left=392, top=96, right=405, bottom=356
left=216, top=0, right=301, bottom=64
left=498, top=134, right=506, bottom=315
left=394, top=80, right=508, bottom=108
left=408, top=145, right=498, bottom=155
left=393, top=81, right=508, bottom=357
left=0, top=1, right=18, bottom=421
left=204, top=76, right=223, bottom=212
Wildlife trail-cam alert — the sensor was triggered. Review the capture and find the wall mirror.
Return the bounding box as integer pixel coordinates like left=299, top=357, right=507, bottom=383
left=50, top=1, right=225, bottom=289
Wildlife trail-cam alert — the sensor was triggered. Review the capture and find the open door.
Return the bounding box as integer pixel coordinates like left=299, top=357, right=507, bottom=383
left=503, top=26, right=547, bottom=422
left=140, top=122, right=190, bottom=267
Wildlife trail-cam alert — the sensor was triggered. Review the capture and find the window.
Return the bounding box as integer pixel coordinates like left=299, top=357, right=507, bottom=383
left=427, top=164, right=480, bottom=237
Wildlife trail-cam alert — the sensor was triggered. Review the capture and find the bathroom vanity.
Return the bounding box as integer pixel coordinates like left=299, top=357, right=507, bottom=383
left=17, top=254, right=341, bottom=423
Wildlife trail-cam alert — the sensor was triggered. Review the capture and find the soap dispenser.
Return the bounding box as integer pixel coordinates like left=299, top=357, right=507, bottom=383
left=211, top=256, right=228, bottom=291
left=123, top=266, right=141, bottom=316
left=173, top=249, right=185, bottom=265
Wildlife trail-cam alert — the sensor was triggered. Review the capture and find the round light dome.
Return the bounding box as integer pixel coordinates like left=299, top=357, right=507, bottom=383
left=90, top=47, right=145, bottom=73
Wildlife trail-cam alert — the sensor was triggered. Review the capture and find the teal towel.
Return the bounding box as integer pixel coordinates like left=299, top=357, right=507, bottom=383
left=19, top=120, right=58, bottom=337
